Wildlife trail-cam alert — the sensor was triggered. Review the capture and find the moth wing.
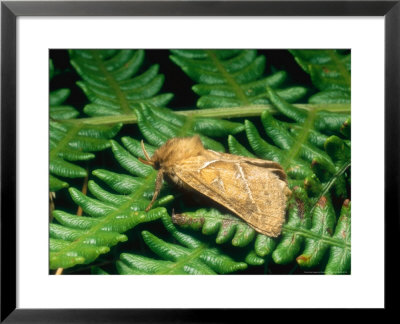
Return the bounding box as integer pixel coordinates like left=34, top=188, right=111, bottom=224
left=207, top=151, right=288, bottom=182
left=173, top=155, right=290, bottom=237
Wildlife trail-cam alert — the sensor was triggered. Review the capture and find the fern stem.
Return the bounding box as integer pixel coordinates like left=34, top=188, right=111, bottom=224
left=49, top=123, right=82, bottom=158
left=92, top=51, right=132, bottom=115
left=177, top=114, right=195, bottom=137
left=282, top=224, right=350, bottom=250
left=206, top=50, right=250, bottom=105
left=71, top=104, right=350, bottom=126
left=281, top=108, right=318, bottom=169
left=328, top=50, right=351, bottom=89
left=310, top=161, right=351, bottom=214
left=55, top=171, right=89, bottom=275
left=157, top=244, right=207, bottom=275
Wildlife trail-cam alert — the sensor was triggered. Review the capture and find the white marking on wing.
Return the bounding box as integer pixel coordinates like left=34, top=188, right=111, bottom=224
left=211, top=177, right=226, bottom=192
left=198, top=159, right=219, bottom=171
left=235, top=163, right=260, bottom=212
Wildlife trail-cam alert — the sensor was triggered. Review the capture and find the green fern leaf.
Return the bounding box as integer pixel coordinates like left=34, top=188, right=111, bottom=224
left=168, top=186, right=350, bottom=274
left=170, top=208, right=269, bottom=266
left=50, top=166, right=175, bottom=270
left=50, top=88, right=79, bottom=120
left=50, top=59, right=79, bottom=120
left=50, top=206, right=167, bottom=269
left=170, top=49, right=307, bottom=108
left=324, top=200, right=351, bottom=274
left=260, top=87, right=351, bottom=200
left=134, top=103, right=243, bottom=151
left=116, top=214, right=247, bottom=274
left=50, top=123, right=180, bottom=269
left=49, top=59, right=77, bottom=190
left=275, top=195, right=350, bottom=274
left=271, top=187, right=312, bottom=264
left=171, top=208, right=256, bottom=247
left=289, top=50, right=351, bottom=104
left=49, top=59, right=124, bottom=191
left=49, top=121, right=122, bottom=191
left=69, top=50, right=173, bottom=116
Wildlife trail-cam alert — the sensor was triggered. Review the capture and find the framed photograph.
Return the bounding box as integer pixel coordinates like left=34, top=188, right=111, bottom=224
left=1, top=0, right=398, bottom=321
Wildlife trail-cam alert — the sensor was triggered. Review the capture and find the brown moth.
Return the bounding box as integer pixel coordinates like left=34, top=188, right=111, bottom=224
left=139, top=136, right=291, bottom=237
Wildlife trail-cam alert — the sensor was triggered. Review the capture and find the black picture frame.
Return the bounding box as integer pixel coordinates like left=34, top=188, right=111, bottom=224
left=1, top=0, right=398, bottom=322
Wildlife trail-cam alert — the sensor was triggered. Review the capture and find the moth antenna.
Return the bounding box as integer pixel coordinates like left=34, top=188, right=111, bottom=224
left=145, top=170, right=164, bottom=212
left=141, top=140, right=152, bottom=161
left=138, top=157, right=154, bottom=166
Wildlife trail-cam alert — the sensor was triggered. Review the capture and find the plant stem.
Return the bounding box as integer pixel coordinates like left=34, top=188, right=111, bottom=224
left=67, top=104, right=350, bottom=126
left=281, top=108, right=317, bottom=169
left=55, top=171, right=88, bottom=275
left=310, top=161, right=351, bottom=215
left=282, top=225, right=351, bottom=250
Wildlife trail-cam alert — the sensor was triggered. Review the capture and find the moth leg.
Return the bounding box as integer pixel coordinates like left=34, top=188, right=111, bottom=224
left=145, top=170, right=164, bottom=212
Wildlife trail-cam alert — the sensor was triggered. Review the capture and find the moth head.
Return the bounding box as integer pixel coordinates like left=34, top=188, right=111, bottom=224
left=139, top=140, right=161, bottom=170
left=139, top=136, right=205, bottom=170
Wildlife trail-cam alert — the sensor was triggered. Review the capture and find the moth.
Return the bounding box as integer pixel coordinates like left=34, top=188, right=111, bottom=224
left=139, top=136, right=291, bottom=237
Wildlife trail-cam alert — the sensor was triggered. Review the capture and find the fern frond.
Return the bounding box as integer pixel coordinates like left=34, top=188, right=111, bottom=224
left=50, top=87, right=79, bottom=120
left=50, top=206, right=168, bottom=269
left=134, top=103, right=243, bottom=151
left=49, top=121, right=122, bottom=191
left=50, top=121, right=185, bottom=269
left=170, top=186, right=350, bottom=274
left=50, top=144, right=174, bottom=270
left=324, top=200, right=351, bottom=274
left=171, top=208, right=267, bottom=266
left=289, top=50, right=351, bottom=104
left=170, top=49, right=307, bottom=108
left=273, top=194, right=351, bottom=274
left=50, top=59, right=75, bottom=191
left=49, top=58, right=125, bottom=191
left=172, top=208, right=257, bottom=247
left=69, top=50, right=173, bottom=117
left=116, top=214, right=247, bottom=274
